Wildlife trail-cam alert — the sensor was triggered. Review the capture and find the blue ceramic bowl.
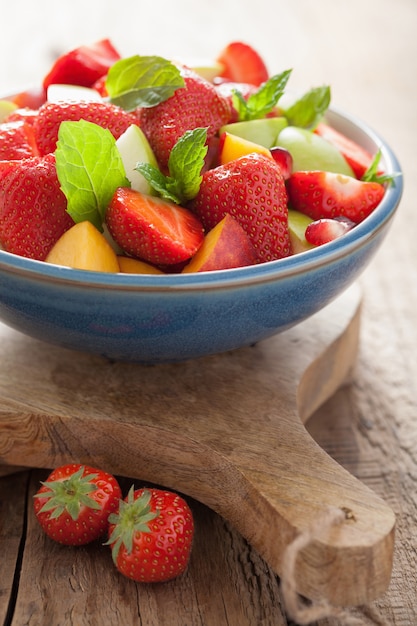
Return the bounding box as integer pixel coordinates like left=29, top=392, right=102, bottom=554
left=0, top=108, right=402, bottom=363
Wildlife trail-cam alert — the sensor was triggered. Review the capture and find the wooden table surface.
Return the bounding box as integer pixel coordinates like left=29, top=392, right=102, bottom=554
left=0, top=0, right=416, bottom=624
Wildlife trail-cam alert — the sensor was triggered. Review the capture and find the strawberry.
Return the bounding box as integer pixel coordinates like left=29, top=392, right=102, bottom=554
left=107, top=486, right=194, bottom=583
left=34, top=464, right=122, bottom=546
left=7, top=86, right=46, bottom=110
left=5, top=107, right=39, bottom=127
left=287, top=171, right=385, bottom=224
left=92, top=74, right=108, bottom=97
left=190, top=153, right=291, bottom=263
left=34, top=101, right=140, bottom=155
left=0, top=120, right=39, bottom=160
left=216, top=41, right=269, bottom=87
left=42, top=38, right=121, bottom=90
left=305, top=217, right=355, bottom=246
left=138, top=66, right=231, bottom=171
left=0, top=154, right=74, bottom=260
left=106, top=187, right=204, bottom=265
left=315, top=122, right=376, bottom=179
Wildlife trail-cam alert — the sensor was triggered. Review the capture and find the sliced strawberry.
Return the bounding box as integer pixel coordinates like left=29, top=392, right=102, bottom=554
left=7, top=86, right=46, bottom=110
left=305, top=217, right=355, bottom=246
left=34, top=101, right=140, bottom=155
left=0, top=154, right=74, bottom=260
left=5, top=107, right=39, bottom=127
left=190, top=153, right=290, bottom=263
left=106, top=187, right=204, bottom=266
left=287, top=171, right=385, bottom=224
left=216, top=42, right=269, bottom=87
left=315, top=123, right=375, bottom=179
left=91, top=74, right=108, bottom=97
left=42, top=38, right=121, bottom=90
left=138, top=66, right=231, bottom=171
left=0, top=120, right=39, bottom=159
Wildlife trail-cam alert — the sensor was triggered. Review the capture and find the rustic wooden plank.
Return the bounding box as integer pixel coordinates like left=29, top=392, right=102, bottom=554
left=10, top=470, right=287, bottom=626
left=0, top=470, right=29, bottom=625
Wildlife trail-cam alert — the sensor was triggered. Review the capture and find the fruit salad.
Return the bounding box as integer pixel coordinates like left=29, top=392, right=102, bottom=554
left=0, top=39, right=394, bottom=274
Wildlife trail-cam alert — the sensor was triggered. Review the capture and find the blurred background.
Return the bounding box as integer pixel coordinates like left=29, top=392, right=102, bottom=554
left=1, top=0, right=415, bottom=186
left=2, top=0, right=412, bottom=205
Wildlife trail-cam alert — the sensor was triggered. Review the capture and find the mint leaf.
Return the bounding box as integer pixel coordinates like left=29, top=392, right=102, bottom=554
left=361, top=149, right=400, bottom=184
left=283, top=85, right=331, bottom=129
left=233, top=69, right=292, bottom=121
left=55, top=120, right=130, bottom=230
left=106, top=55, right=184, bottom=111
left=135, top=127, right=208, bottom=204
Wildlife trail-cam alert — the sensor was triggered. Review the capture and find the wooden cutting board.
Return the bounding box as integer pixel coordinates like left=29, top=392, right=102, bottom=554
left=0, top=283, right=395, bottom=607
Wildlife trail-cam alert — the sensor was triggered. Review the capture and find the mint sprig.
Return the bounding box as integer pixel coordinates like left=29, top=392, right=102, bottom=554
left=55, top=120, right=130, bottom=230
left=361, top=149, right=400, bottom=184
left=283, top=85, right=331, bottom=129
left=233, top=69, right=292, bottom=121
left=135, top=127, right=208, bottom=204
left=106, top=55, right=184, bottom=111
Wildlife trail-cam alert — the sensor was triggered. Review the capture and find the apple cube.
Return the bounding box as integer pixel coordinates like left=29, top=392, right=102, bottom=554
left=276, top=126, right=355, bottom=176
left=288, top=209, right=316, bottom=254
left=116, top=124, right=159, bottom=194
left=219, top=117, right=288, bottom=148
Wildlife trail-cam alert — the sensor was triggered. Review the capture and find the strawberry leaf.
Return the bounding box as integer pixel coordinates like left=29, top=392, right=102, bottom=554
left=135, top=127, right=208, bottom=204
left=233, top=69, right=292, bottom=121
left=55, top=120, right=130, bottom=230
left=106, top=55, right=185, bottom=111
left=106, top=487, right=159, bottom=562
left=283, top=85, right=331, bottom=129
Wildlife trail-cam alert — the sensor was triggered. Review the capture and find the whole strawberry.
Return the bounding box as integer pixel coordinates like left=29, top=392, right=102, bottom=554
left=190, top=153, right=291, bottom=263
left=139, top=66, right=231, bottom=171
left=34, top=101, right=140, bottom=155
left=34, top=464, right=122, bottom=546
left=0, top=154, right=74, bottom=260
left=107, top=486, right=194, bottom=583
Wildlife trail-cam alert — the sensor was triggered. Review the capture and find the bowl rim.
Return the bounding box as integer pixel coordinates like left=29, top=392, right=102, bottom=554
left=0, top=106, right=403, bottom=292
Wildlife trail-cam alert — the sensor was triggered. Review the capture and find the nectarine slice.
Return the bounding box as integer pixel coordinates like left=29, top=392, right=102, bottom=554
left=46, top=220, right=120, bottom=272
left=117, top=256, right=164, bottom=274
left=219, top=132, right=272, bottom=165
left=183, top=214, right=258, bottom=273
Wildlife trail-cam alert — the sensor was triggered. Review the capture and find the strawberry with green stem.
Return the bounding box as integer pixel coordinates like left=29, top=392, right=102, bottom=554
left=34, top=464, right=122, bottom=546
left=107, top=486, right=194, bottom=583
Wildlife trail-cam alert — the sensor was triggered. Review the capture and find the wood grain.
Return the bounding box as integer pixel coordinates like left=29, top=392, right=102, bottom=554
left=0, top=285, right=396, bottom=608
